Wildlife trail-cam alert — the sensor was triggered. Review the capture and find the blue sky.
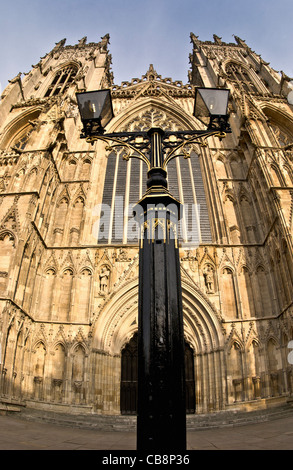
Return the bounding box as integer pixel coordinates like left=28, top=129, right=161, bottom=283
left=0, top=0, right=293, bottom=92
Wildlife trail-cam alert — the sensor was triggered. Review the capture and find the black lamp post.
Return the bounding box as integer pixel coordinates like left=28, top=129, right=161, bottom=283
left=77, top=86, right=230, bottom=451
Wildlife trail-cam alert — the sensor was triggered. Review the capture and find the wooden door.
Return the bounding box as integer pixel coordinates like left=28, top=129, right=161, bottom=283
left=120, top=335, right=196, bottom=414
left=120, top=334, right=138, bottom=415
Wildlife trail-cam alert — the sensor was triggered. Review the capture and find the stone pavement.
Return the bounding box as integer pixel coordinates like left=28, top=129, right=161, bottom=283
left=0, top=411, right=293, bottom=450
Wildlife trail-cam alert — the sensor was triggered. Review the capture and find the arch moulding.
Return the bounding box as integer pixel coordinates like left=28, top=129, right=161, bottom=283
left=107, top=95, right=202, bottom=134
left=91, top=274, right=225, bottom=357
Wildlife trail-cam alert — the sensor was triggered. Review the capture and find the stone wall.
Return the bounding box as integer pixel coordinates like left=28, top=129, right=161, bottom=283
left=0, top=34, right=292, bottom=416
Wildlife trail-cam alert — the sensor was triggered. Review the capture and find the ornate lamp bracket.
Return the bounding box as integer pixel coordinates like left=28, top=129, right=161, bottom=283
left=85, top=133, right=152, bottom=170
left=84, top=127, right=228, bottom=172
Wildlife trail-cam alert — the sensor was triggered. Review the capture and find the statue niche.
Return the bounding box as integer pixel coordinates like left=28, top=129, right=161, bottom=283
left=203, top=264, right=216, bottom=294
left=99, top=265, right=111, bottom=296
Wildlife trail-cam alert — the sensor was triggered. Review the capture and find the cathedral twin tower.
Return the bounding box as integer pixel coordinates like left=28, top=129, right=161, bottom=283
left=0, top=33, right=293, bottom=419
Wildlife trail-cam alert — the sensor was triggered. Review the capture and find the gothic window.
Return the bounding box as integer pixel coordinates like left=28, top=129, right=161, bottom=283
left=13, top=130, right=32, bottom=150
left=1, top=109, right=40, bottom=151
left=225, top=63, right=259, bottom=94
left=269, top=123, right=292, bottom=147
left=98, top=117, right=212, bottom=245
left=45, top=66, right=77, bottom=97
left=9, top=125, right=34, bottom=151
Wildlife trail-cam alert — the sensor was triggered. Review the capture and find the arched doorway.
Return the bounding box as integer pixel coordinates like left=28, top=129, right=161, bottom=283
left=120, top=334, right=196, bottom=415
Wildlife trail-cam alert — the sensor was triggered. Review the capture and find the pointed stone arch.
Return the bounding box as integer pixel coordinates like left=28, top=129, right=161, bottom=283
left=42, top=251, right=59, bottom=275
left=214, top=150, right=228, bottom=179
left=25, top=166, right=39, bottom=190
left=91, top=278, right=138, bottom=355
left=107, top=95, right=202, bottom=136
left=0, top=204, right=21, bottom=235
left=91, top=274, right=224, bottom=356
left=223, top=59, right=267, bottom=95
left=0, top=107, right=41, bottom=150
left=52, top=191, right=70, bottom=244
left=181, top=277, right=224, bottom=352
left=78, top=155, right=92, bottom=179
left=64, top=157, right=78, bottom=180
left=91, top=273, right=226, bottom=413
left=261, top=103, right=293, bottom=135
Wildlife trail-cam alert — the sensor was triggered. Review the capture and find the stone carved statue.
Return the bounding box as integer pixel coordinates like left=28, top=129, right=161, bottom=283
left=203, top=265, right=215, bottom=294
left=99, top=266, right=110, bottom=295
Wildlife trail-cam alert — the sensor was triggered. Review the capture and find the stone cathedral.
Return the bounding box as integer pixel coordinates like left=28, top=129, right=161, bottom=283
left=0, top=32, right=293, bottom=422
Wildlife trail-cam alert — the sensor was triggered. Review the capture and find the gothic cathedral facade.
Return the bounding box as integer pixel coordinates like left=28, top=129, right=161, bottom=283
left=0, top=33, right=293, bottom=418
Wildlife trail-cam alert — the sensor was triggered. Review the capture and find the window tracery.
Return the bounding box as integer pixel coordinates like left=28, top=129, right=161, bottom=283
left=225, top=63, right=259, bottom=94
left=45, top=66, right=77, bottom=97
left=10, top=125, right=33, bottom=151
left=123, top=108, right=178, bottom=132
left=98, top=108, right=213, bottom=245
left=269, top=123, right=292, bottom=147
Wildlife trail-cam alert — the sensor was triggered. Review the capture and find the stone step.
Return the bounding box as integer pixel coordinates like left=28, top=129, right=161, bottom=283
left=0, top=404, right=22, bottom=414
left=14, top=408, right=137, bottom=431
left=186, top=404, right=293, bottom=430
left=0, top=399, right=25, bottom=415
left=7, top=402, right=293, bottom=432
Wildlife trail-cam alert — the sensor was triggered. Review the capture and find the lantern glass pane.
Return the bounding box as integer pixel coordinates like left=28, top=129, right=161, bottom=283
left=198, top=88, right=229, bottom=116
left=76, top=90, right=113, bottom=128
left=194, top=88, right=229, bottom=126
